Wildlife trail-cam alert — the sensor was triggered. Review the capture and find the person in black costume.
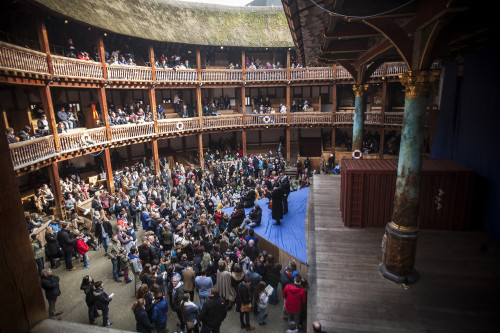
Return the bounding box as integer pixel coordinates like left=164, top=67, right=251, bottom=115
left=271, top=183, right=284, bottom=226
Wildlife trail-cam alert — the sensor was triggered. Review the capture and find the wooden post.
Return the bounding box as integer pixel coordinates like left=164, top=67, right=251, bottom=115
left=241, top=86, right=246, bottom=116
left=152, top=139, right=160, bottom=175
left=196, top=49, right=202, bottom=82
left=39, top=85, right=60, bottom=151
left=97, top=35, right=108, bottom=79
left=379, top=129, right=385, bottom=159
left=286, top=85, right=291, bottom=124
left=36, top=18, right=53, bottom=75
left=242, top=129, right=247, bottom=157
left=198, top=133, right=204, bottom=169
left=149, top=45, right=156, bottom=82
left=381, top=68, right=388, bottom=126
left=196, top=86, right=203, bottom=124
left=97, top=87, right=111, bottom=141
left=241, top=50, right=246, bottom=81
left=149, top=88, right=158, bottom=133
left=332, top=127, right=336, bottom=151
left=102, top=148, right=114, bottom=193
left=286, top=49, right=291, bottom=80
left=286, top=127, right=291, bottom=162
left=48, top=162, right=63, bottom=218
left=0, top=120, right=47, bottom=332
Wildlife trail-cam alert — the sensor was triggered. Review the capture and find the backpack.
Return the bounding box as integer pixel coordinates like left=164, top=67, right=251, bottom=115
left=131, top=257, right=143, bottom=274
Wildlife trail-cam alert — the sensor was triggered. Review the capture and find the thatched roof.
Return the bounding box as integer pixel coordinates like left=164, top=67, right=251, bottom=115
left=30, top=0, right=294, bottom=48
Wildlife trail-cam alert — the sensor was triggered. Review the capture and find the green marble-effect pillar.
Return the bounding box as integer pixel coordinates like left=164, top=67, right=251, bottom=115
left=352, top=84, right=368, bottom=151
left=380, top=71, right=438, bottom=284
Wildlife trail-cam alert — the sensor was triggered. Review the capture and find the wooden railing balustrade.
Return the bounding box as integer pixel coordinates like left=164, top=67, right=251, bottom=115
left=290, top=67, right=335, bottom=80
left=384, top=112, right=404, bottom=125
left=334, top=112, right=354, bottom=124
left=245, top=69, right=287, bottom=81
left=0, top=41, right=49, bottom=74
left=107, top=65, right=153, bottom=81
left=290, top=112, right=333, bottom=125
left=203, top=115, right=244, bottom=129
left=0, top=42, right=421, bottom=83
left=52, top=55, right=104, bottom=79
left=245, top=114, right=288, bottom=126
left=110, top=122, right=155, bottom=141
left=155, top=68, right=197, bottom=82
left=9, top=136, right=56, bottom=168
left=157, top=118, right=201, bottom=134
left=365, top=112, right=382, bottom=125
left=201, top=69, right=242, bottom=82
left=59, top=127, right=108, bottom=152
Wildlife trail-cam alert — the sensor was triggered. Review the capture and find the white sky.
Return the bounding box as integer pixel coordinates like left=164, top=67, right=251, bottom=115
left=177, top=0, right=253, bottom=6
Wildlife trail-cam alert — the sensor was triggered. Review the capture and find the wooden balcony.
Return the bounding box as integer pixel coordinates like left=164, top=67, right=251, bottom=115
left=59, top=127, right=108, bottom=152
left=0, top=41, right=49, bottom=75
left=0, top=42, right=418, bottom=85
left=9, top=136, right=56, bottom=169
left=52, top=56, right=104, bottom=79
left=203, top=115, right=244, bottom=130
left=9, top=112, right=406, bottom=172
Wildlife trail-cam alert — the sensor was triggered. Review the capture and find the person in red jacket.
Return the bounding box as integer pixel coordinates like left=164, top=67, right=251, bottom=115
left=74, top=230, right=90, bottom=269
left=282, top=274, right=305, bottom=327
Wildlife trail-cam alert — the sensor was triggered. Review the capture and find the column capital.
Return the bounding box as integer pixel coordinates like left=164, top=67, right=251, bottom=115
left=399, top=70, right=440, bottom=98
left=352, top=84, right=369, bottom=97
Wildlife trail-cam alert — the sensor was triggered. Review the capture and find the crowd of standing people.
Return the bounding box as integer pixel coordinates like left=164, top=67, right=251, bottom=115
left=30, top=138, right=320, bottom=331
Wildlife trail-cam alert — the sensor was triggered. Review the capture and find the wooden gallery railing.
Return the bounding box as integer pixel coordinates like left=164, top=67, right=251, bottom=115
left=110, top=122, right=155, bottom=141
left=0, top=41, right=49, bottom=74
left=59, top=127, right=108, bottom=152
left=290, top=112, right=333, bottom=125
left=201, top=69, right=242, bottom=82
left=245, top=114, right=288, bottom=126
left=52, top=56, right=104, bottom=79
left=157, top=118, right=201, bottom=134
left=203, top=115, right=244, bottom=129
left=9, top=136, right=56, bottom=168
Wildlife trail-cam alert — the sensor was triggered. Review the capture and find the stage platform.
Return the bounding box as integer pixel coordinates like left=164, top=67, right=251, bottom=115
left=306, top=174, right=500, bottom=333
left=224, top=187, right=309, bottom=264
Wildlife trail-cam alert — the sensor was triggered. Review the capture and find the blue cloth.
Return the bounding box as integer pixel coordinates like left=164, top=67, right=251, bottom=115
left=223, top=187, right=309, bottom=263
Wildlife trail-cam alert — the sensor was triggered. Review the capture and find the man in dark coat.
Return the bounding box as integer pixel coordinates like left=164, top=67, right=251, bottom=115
left=199, top=288, right=227, bottom=332
left=280, top=173, right=290, bottom=214
left=271, top=184, right=284, bottom=226
left=57, top=222, right=79, bottom=270
left=40, top=268, right=63, bottom=319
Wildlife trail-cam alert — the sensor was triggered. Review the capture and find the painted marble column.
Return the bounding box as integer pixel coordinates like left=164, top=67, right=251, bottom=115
left=352, top=84, right=368, bottom=151
left=380, top=70, right=438, bottom=284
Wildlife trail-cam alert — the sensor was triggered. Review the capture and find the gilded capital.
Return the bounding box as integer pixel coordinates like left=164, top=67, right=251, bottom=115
left=399, top=70, right=439, bottom=98
left=353, top=84, right=369, bottom=97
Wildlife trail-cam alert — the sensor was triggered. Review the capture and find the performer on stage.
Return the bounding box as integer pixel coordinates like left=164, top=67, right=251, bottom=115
left=271, top=182, right=284, bottom=226
left=280, top=173, right=290, bottom=215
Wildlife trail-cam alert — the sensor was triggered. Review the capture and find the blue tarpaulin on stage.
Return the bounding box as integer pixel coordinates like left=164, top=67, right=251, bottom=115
left=223, top=187, right=309, bottom=263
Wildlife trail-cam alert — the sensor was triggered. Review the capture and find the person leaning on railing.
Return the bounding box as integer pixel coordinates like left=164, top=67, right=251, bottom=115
left=37, top=114, right=50, bottom=136
left=6, top=127, right=18, bottom=144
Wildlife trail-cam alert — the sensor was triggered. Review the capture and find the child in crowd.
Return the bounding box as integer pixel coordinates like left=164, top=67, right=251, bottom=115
left=74, top=230, right=90, bottom=268
left=286, top=321, right=299, bottom=333
left=119, top=247, right=133, bottom=283
left=254, top=281, right=269, bottom=326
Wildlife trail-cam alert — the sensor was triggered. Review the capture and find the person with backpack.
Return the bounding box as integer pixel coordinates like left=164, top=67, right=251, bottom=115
left=129, top=246, right=143, bottom=293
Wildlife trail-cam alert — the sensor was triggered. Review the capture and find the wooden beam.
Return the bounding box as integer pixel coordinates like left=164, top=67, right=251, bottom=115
left=36, top=19, right=53, bottom=75
left=38, top=85, right=60, bottom=151
left=96, top=87, right=110, bottom=140
left=102, top=148, right=114, bottom=193
left=0, top=117, right=47, bottom=332
left=48, top=162, right=63, bottom=217
left=198, top=133, right=204, bottom=170
left=152, top=139, right=160, bottom=175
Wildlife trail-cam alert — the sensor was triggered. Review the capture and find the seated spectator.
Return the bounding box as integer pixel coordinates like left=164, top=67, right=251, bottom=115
left=6, top=127, right=18, bottom=144
left=57, top=107, right=72, bottom=129
left=18, top=126, right=31, bottom=141
left=57, top=122, right=67, bottom=134
left=37, top=114, right=50, bottom=136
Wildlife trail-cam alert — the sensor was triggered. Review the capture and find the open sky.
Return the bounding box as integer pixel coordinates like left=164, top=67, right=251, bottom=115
left=177, top=0, right=253, bottom=6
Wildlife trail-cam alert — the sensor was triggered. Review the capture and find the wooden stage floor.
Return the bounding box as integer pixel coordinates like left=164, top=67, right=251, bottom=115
left=306, top=174, right=500, bottom=333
